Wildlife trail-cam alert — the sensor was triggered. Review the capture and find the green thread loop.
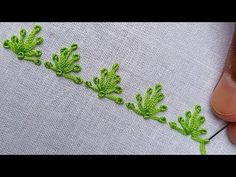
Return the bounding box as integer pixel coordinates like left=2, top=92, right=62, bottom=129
left=169, top=104, right=209, bottom=155
left=85, top=63, right=124, bottom=105
left=126, top=83, right=168, bottom=124
left=44, top=43, right=83, bottom=84
left=3, top=25, right=43, bottom=66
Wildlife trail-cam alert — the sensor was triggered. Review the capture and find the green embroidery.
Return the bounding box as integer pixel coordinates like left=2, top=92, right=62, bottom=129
left=85, top=63, right=124, bottom=105
left=169, top=105, right=209, bottom=155
left=126, top=83, right=168, bottom=124
left=2, top=23, right=216, bottom=155
left=44, top=44, right=83, bottom=84
left=3, top=25, right=43, bottom=66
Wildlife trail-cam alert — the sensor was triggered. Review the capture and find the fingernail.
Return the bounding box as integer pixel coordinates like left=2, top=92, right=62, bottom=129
left=228, top=123, right=236, bottom=144
left=211, top=72, right=236, bottom=122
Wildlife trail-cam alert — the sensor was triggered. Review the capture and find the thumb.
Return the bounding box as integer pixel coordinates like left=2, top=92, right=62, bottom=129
left=211, top=25, right=236, bottom=144
left=228, top=123, right=236, bottom=144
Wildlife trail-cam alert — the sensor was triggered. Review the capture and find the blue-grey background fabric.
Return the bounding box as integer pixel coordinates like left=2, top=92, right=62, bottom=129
left=0, top=22, right=235, bottom=154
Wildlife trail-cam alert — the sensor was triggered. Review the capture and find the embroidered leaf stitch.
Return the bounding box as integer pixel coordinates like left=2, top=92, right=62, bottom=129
left=85, top=63, right=124, bottom=105
left=126, top=83, right=168, bottom=124
left=3, top=25, right=43, bottom=66
left=44, top=44, right=83, bottom=84
left=169, top=104, right=209, bottom=155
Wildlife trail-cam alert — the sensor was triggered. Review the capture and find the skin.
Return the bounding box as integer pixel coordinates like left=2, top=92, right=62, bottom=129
left=211, top=24, right=236, bottom=144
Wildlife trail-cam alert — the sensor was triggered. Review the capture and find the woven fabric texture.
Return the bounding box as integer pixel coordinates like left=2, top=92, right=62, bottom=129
left=0, top=22, right=235, bottom=154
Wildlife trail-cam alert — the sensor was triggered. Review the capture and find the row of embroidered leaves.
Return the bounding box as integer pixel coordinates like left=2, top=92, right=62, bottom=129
left=2, top=24, right=210, bottom=155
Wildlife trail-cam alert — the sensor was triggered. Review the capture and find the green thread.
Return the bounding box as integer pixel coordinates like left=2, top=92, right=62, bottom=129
left=200, top=142, right=207, bottom=155
left=169, top=105, right=209, bottom=155
left=85, top=63, right=124, bottom=105
left=126, top=83, right=168, bottom=124
left=3, top=25, right=43, bottom=66
left=44, top=44, right=83, bottom=84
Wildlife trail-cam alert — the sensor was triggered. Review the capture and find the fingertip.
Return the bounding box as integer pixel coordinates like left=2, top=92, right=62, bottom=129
left=211, top=72, right=236, bottom=122
left=228, top=123, right=236, bottom=144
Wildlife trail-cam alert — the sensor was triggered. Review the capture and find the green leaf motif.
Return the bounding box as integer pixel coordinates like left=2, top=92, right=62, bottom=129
left=85, top=63, right=124, bottom=105
left=44, top=44, right=83, bottom=84
left=126, top=83, right=168, bottom=124
left=169, top=104, right=209, bottom=155
left=3, top=25, right=43, bottom=66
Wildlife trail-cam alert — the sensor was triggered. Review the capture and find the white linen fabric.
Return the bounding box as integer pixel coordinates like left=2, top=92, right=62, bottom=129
left=0, top=22, right=235, bottom=154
